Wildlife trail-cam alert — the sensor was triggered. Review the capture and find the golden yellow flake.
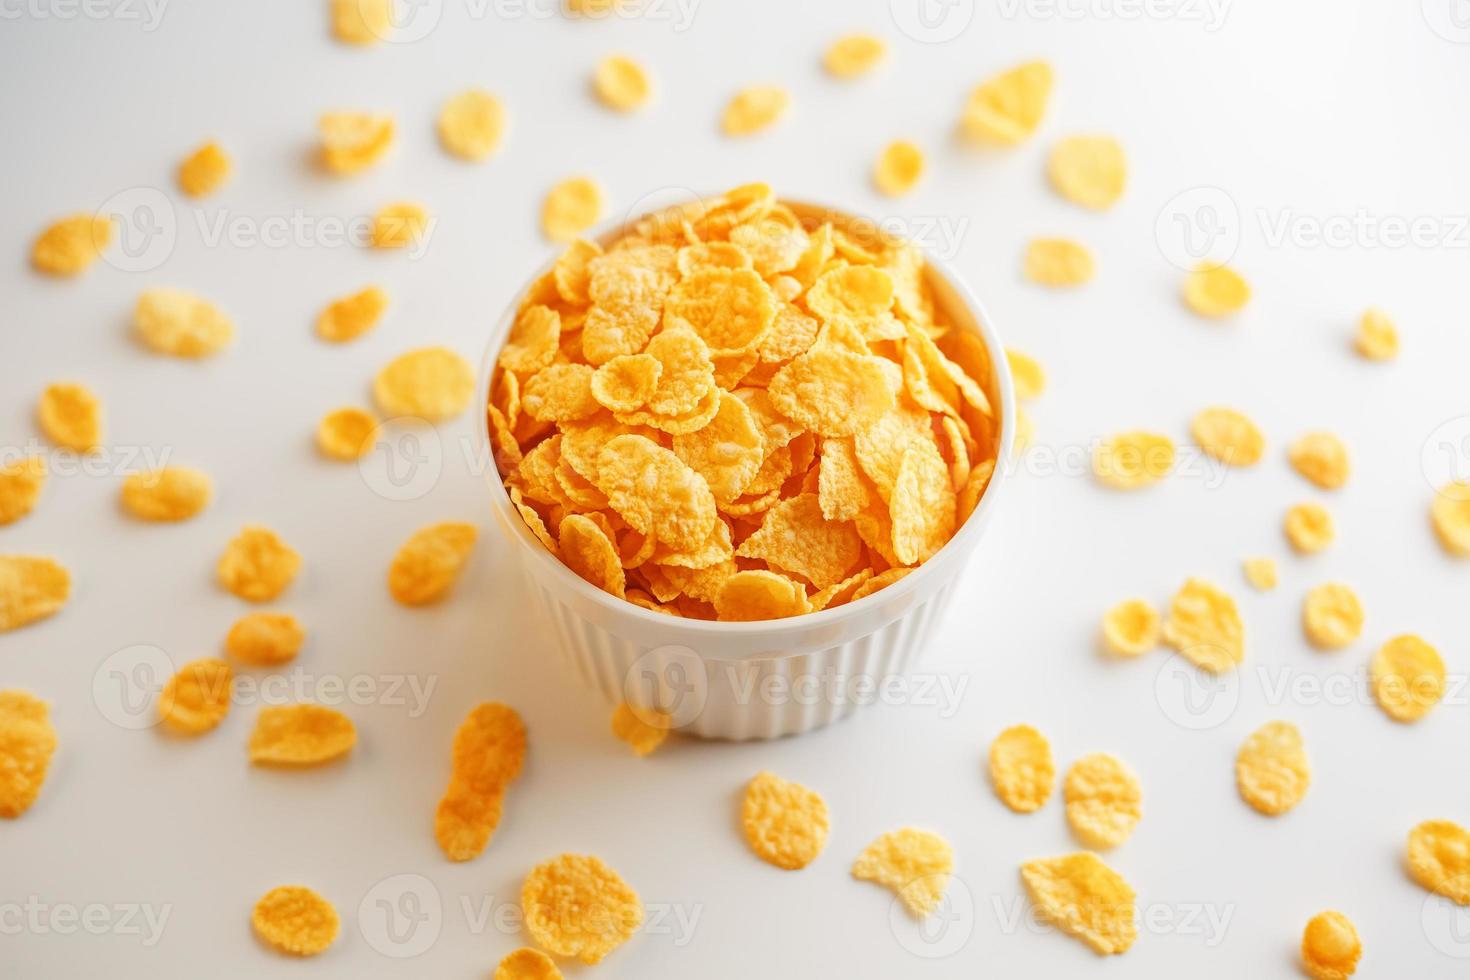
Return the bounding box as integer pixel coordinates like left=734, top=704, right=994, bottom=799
left=742, top=771, right=830, bottom=869
left=1235, top=720, right=1310, bottom=816
left=252, top=885, right=339, bottom=956
left=988, top=725, right=1055, bottom=813
left=593, top=55, right=653, bottom=112
left=1301, top=582, right=1363, bottom=650
left=1371, top=635, right=1446, bottom=723
left=823, top=34, right=886, bottom=78
left=1047, top=136, right=1126, bottom=210
left=438, top=89, right=508, bottom=161
left=522, top=854, right=643, bottom=964
left=722, top=85, right=790, bottom=136
left=1024, top=238, right=1094, bottom=286
left=177, top=141, right=231, bottom=197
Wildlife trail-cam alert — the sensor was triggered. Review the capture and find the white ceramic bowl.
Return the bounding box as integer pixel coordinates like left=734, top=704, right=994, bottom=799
left=477, top=199, right=1015, bottom=740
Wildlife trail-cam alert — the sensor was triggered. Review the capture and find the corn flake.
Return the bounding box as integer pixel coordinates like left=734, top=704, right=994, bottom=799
left=722, top=85, right=790, bottom=136
left=1284, top=502, right=1334, bottom=554
left=32, top=213, right=111, bottom=276
left=593, top=55, right=652, bottom=112
left=120, top=466, right=213, bottom=522
left=1371, top=635, right=1445, bottom=723
left=1243, top=557, right=1278, bottom=592
left=1021, top=852, right=1137, bottom=955
left=178, top=141, right=231, bottom=197
left=316, top=407, right=376, bottom=460
left=595, top=435, right=717, bottom=550
left=1183, top=262, right=1251, bottom=318
left=1302, top=582, right=1363, bottom=650
left=218, top=526, right=302, bottom=602
left=1024, top=238, right=1094, bottom=286
left=1354, top=307, right=1398, bottom=361
left=542, top=177, right=604, bottom=243
left=374, top=347, right=475, bottom=420
left=989, top=724, right=1055, bottom=814
left=824, top=34, right=886, bottom=78
left=672, top=390, right=764, bottom=504
left=0, top=690, right=58, bottom=818
left=1048, top=136, right=1126, bottom=210
left=560, top=515, right=625, bottom=598
left=494, top=948, right=564, bottom=980
left=370, top=202, right=430, bottom=250
left=1432, top=483, right=1470, bottom=556
left=1093, top=431, right=1174, bottom=489
left=1236, top=720, right=1310, bottom=816
left=962, top=60, right=1054, bottom=145
left=610, top=702, right=670, bottom=756
left=135, top=288, right=234, bottom=357
left=522, top=854, right=643, bottom=964
left=1064, top=753, right=1142, bottom=849
left=316, top=285, right=387, bottom=342
left=226, top=612, right=305, bottom=666
left=0, top=556, right=71, bottom=633
left=437, top=703, right=526, bottom=861
left=330, top=0, right=389, bottom=43
left=158, top=657, right=233, bottom=735
left=873, top=140, right=925, bottom=197
left=852, top=828, right=953, bottom=917
left=249, top=704, right=356, bottom=766
left=892, top=438, right=955, bottom=566
left=36, top=382, right=103, bottom=451
left=437, top=88, right=507, bottom=161
left=742, top=771, right=829, bottom=870
left=0, top=458, right=47, bottom=526
left=591, top=354, right=662, bottom=413
left=388, top=522, right=478, bottom=605
left=1101, top=599, right=1160, bottom=657
left=1407, top=819, right=1470, bottom=904
left=252, top=885, right=339, bottom=957
left=1162, top=578, right=1244, bottom=673
left=523, top=364, right=600, bottom=423
left=1005, top=349, right=1045, bottom=400
left=769, top=347, right=895, bottom=438
left=319, top=111, right=395, bottom=174
left=1289, top=432, right=1350, bottom=490
left=1301, top=910, right=1362, bottom=980
left=714, top=569, right=812, bottom=621
left=1191, top=407, right=1264, bottom=466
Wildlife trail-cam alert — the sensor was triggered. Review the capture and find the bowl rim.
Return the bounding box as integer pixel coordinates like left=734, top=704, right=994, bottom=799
left=475, top=194, right=1016, bottom=636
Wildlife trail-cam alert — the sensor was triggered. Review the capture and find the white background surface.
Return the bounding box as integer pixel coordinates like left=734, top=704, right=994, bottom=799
left=3, top=0, right=1470, bottom=976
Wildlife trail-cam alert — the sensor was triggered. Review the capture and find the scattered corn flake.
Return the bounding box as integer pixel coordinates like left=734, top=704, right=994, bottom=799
left=1183, top=262, right=1250, bottom=318
left=177, top=141, right=231, bottom=197
left=1064, top=753, right=1142, bottom=849
left=1371, top=635, right=1445, bottom=723
left=823, top=33, right=886, bottom=78
left=1407, top=819, right=1470, bottom=904
left=560, top=515, right=625, bottom=598
left=1289, top=432, right=1350, bottom=490
left=252, top=885, right=339, bottom=957
left=437, top=703, right=526, bottom=861
left=1101, top=599, right=1160, bottom=657
left=1005, top=349, right=1045, bottom=400
left=32, top=213, right=111, bottom=276
left=135, top=288, right=234, bottom=357
left=722, top=85, right=790, bottom=136
left=0, top=556, right=71, bottom=633
left=218, top=526, right=302, bottom=602
left=1190, top=407, right=1264, bottom=466
left=542, top=177, right=604, bottom=243
left=961, top=60, right=1054, bottom=145
left=1092, top=431, right=1174, bottom=489
left=593, top=55, right=652, bottom=112
left=0, top=690, right=58, bottom=818
left=330, top=0, right=390, bottom=43
left=1243, top=557, right=1278, bottom=592
left=158, top=657, right=233, bottom=735
left=1284, top=502, right=1334, bottom=554
left=610, top=702, right=670, bottom=756
left=989, top=724, right=1055, bottom=814
left=742, top=771, right=830, bottom=870
left=852, top=828, right=953, bottom=917
left=1354, top=307, right=1398, bottom=361
left=249, top=704, right=356, bottom=766
left=36, top=382, right=103, bottom=451
left=522, top=854, right=643, bottom=964
left=1048, top=136, right=1126, bottom=210
left=226, top=612, right=305, bottom=666
left=1162, top=578, right=1245, bottom=673
left=714, top=569, right=812, bottom=621
left=316, top=407, right=377, bottom=460
left=1236, top=720, right=1310, bottom=816
left=1021, top=852, right=1137, bottom=955
left=438, top=89, right=508, bottom=161
left=1024, top=238, right=1094, bottom=287
left=1301, top=910, right=1362, bottom=980
left=892, top=439, right=956, bottom=566
left=318, top=111, right=395, bottom=174
left=769, top=347, right=895, bottom=438
left=437, top=780, right=506, bottom=862
left=388, top=522, right=478, bottom=605
left=873, top=140, right=925, bottom=197
left=1301, top=582, right=1363, bottom=650
left=494, top=948, right=564, bottom=980
left=316, top=285, right=388, bottom=342
left=119, top=465, right=213, bottom=522
left=374, top=347, right=475, bottom=420
left=1431, top=483, right=1470, bottom=556
left=737, top=494, right=862, bottom=590
left=370, top=201, right=430, bottom=249
left=0, top=457, right=47, bottom=526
